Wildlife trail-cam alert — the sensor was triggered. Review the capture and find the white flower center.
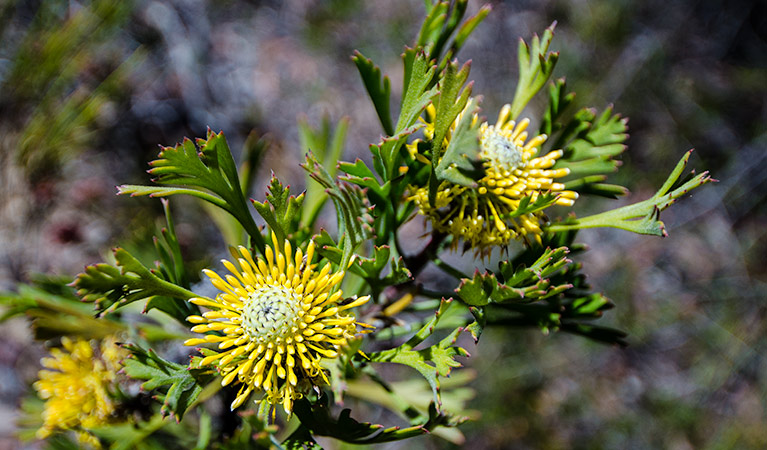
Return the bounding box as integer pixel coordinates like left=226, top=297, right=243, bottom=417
left=481, top=128, right=524, bottom=171
left=242, top=286, right=303, bottom=342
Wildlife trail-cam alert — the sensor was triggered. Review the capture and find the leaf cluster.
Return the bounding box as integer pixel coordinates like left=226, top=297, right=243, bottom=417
left=122, top=344, right=216, bottom=421
left=118, top=129, right=265, bottom=252
left=456, top=243, right=627, bottom=346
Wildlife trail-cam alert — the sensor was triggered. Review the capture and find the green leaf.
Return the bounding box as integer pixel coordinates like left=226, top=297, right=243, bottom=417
left=456, top=236, right=627, bottom=345
left=298, top=116, right=349, bottom=230
left=502, top=192, right=560, bottom=219
left=293, top=395, right=428, bottom=444
left=283, top=425, right=323, bottom=450
left=118, top=130, right=265, bottom=252
left=485, top=292, right=627, bottom=346
left=431, top=61, right=473, bottom=165
left=547, top=98, right=629, bottom=198
left=204, top=131, right=270, bottom=246
left=396, top=50, right=438, bottom=139
left=433, top=79, right=480, bottom=190
left=252, top=174, right=306, bottom=243
left=343, top=370, right=477, bottom=444
left=338, top=158, right=391, bottom=206
left=122, top=344, right=215, bottom=421
left=454, top=244, right=629, bottom=345
left=548, top=150, right=713, bottom=236
left=509, top=23, right=559, bottom=120
left=353, top=51, right=394, bottom=136
left=73, top=247, right=198, bottom=322
left=0, top=283, right=122, bottom=339
left=415, top=1, right=489, bottom=70
left=155, top=199, right=189, bottom=289
left=415, top=1, right=450, bottom=54
left=383, top=256, right=414, bottom=285
left=370, top=300, right=469, bottom=408
left=466, top=308, right=486, bottom=343
left=450, top=5, right=491, bottom=58
left=369, top=126, right=421, bottom=182
left=456, top=247, right=571, bottom=307
left=350, top=245, right=413, bottom=286
left=312, top=230, right=367, bottom=278
left=356, top=245, right=391, bottom=278
left=539, top=78, right=576, bottom=137
left=302, top=152, right=373, bottom=269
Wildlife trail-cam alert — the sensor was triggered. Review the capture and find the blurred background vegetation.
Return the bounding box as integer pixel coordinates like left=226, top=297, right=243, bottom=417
left=0, top=0, right=765, bottom=448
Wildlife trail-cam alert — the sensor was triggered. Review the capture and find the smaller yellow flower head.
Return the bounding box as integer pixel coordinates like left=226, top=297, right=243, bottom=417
left=185, top=234, right=370, bottom=414
left=410, top=103, right=578, bottom=253
left=34, top=336, right=126, bottom=448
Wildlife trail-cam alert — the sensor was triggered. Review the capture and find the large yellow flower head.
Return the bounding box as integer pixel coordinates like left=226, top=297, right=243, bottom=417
left=34, top=336, right=126, bottom=448
left=410, top=103, right=578, bottom=253
left=185, top=234, right=370, bottom=414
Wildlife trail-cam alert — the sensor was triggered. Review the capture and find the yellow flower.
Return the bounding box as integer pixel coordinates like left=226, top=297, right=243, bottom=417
left=34, top=336, right=126, bottom=448
left=410, top=103, right=577, bottom=253
left=185, top=234, right=371, bottom=414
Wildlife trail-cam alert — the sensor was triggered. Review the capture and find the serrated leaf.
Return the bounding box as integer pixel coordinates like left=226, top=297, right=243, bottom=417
left=339, top=158, right=391, bottom=205
left=73, top=247, right=198, bottom=323
left=539, top=78, right=576, bottom=136
left=118, top=130, right=264, bottom=251
left=338, top=158, right=376, bottom=179
left=450, top=5, right=491, bottom=57
left=466, top=308, right=486, bottom=343
left=385, top=50, right=439, bottom=180
left=462, top=240, right=628, bottom=346
left=510, top=23, right=559, bottom=120
left=398, top=51, right=437, bottom=133
left=302, top=152, right=373, bottom=268
left=431, top=61, right=473, bottom=164
left=353, top=51, right=394, bottom=136
left=370, top=300, right=469, bottom=408
left=313, top=230, right=368, bottom=279
left=434, top=97, right=482, bottom=189
left=252, top=174, right=305, bottom=243
left=415, top=0, right=488, bottom=72
left=382, top=256, right=413, bottom=285
left=369, top=126, right=421, bottom=182
left=454, top=273, right=490, bottom=307
left=548, top=101, right=629, bottom=198
left=549, top=150, right=713, bottom=236
left=456, top=247, right=572, bottom=308
left=122, top=344, right=215, bottom=421
left=357, top=245, right=391, bottom=278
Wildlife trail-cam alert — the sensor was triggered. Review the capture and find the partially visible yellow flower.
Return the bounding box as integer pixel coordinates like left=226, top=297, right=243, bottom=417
left=185, top=234, right=371, bottom=414
left=34, top=336, right=126, bottom=447
left=409, top=103, right=578, bottom=253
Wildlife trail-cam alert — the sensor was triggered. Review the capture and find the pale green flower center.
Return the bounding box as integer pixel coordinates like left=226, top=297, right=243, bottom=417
left=481, top=128, right=523, bottom=171
left=242, top=286, right=303, bottom=343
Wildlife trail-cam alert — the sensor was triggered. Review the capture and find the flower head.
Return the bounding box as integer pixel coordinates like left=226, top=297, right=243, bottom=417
left=185, top=234, right=370, bottom=414
left=34, top=336, right=126, bottom=447
left=410, top=103, right=578, bottom=253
